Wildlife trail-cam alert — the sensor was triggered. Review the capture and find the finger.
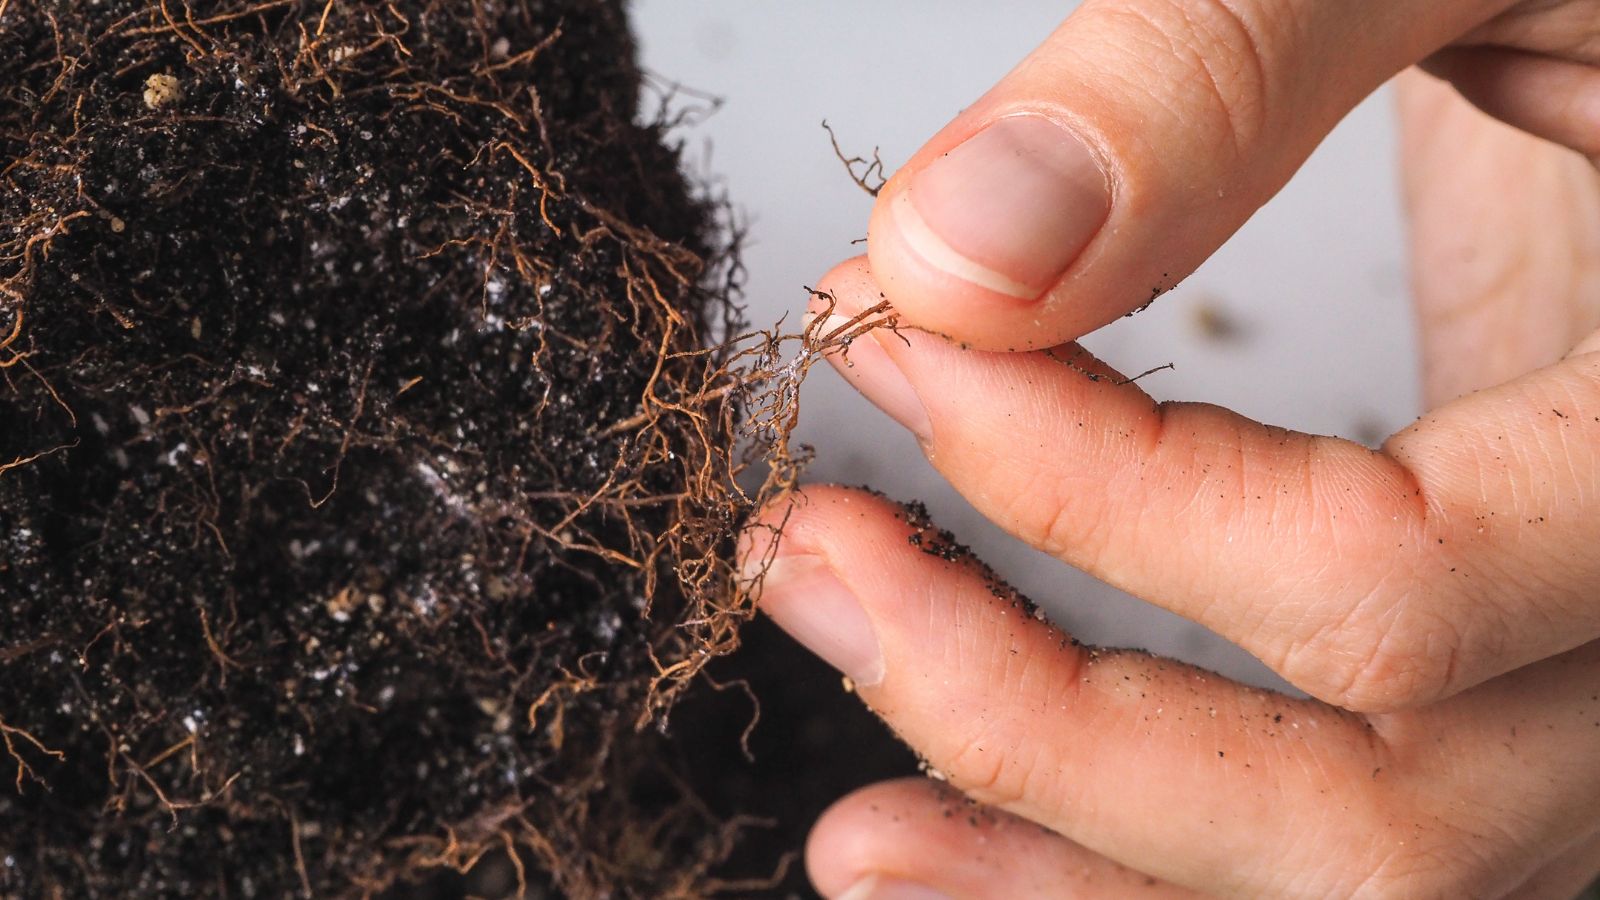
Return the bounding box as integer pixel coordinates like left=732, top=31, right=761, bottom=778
left=1397, top=69, right=1600, bottom=406
left=806, top=778, right=1198, bottom=899
left=745, top=485, right=1405, bottom=897
left=809, top=257, right=1600, bottom=713
left=864, top=0, right=1520, bottom=351
left=1421, top=47, right=1600, bottom=160
left=1383, top=641, right=1600, bottom=889
left=752, top=489, right=1600, bottom=897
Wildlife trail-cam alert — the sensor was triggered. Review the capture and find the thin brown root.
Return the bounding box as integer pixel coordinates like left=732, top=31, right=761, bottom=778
left=1045, top=346, right=1175, bottom=386
left=0, top=716, right=65, bottom=793
left=0, top=308, right=21, bottom=352
left=822, top=120, right=887, bottom=197
left=0, top=440, right=78, bottom=478
left=290, top=811, right=313, bottom=898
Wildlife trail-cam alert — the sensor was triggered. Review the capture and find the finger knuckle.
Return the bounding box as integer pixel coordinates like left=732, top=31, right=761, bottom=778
left=1006, top=468, right=1120, bottom=571
left=1342, top=628, right=1460, bottom=713
left=1354, top=819, right=1528, bottom=898
left=1277, top=581, right=1466, bottom=712
left=940, top=723, right=1042, bottom=813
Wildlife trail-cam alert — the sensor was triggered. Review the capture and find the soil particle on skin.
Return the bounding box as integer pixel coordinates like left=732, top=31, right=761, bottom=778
left=0, top=1, right=775, bottom=896
left=900, top=500, right=1043, bottom=621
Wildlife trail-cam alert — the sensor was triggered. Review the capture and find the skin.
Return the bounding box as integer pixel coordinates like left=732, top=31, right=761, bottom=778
left=746, top=1, right=1600, bottom=896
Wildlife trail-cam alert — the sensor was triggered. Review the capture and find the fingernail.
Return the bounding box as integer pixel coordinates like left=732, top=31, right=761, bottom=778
left=899, top=114, right=1109, bottom=300
left=756, top=554, right=885, bottom=688
left=808, top=312, right=932, bottom=442
left=837, top=874, right=953, bottom=900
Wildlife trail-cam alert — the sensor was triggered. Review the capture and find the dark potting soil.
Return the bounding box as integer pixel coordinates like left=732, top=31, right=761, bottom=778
left=0, top=1, right=914, bottom=895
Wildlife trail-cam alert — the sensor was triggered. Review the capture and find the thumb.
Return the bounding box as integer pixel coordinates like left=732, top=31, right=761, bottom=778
left=867, top=0, right=1515, bottom=350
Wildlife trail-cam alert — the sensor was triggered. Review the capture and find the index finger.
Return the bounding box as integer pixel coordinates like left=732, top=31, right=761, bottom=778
left=812, top=257, right=1600, bottom=713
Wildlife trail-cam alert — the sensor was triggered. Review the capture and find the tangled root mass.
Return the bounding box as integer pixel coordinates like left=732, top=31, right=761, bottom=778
left=0, top=1, right=803, bottom=895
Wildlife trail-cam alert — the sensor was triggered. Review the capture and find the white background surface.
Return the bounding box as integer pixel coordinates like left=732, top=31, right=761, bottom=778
left=633, top=2, right=1420, bottom=688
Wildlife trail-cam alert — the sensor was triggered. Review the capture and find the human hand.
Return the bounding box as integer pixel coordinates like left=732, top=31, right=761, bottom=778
left=741, top=0, right=1600, bottom=896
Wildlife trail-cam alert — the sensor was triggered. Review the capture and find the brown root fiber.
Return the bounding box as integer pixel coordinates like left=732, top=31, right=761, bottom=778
left=0, top=1, right=833, bottom=896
